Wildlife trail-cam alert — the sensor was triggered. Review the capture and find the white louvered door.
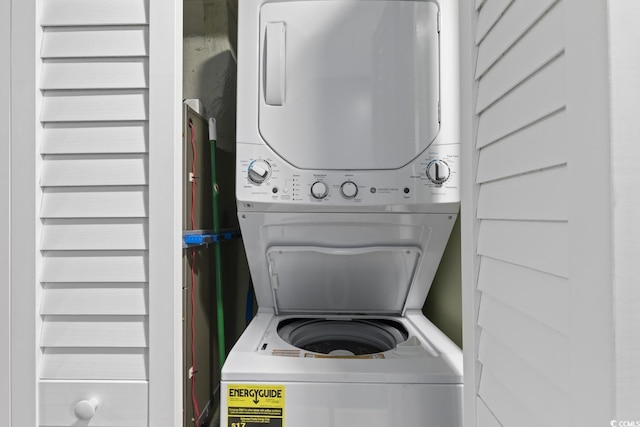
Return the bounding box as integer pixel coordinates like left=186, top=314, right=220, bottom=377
left=473, top=2, right=570, bottom=425
left=33, top=0, right=182, bottom=425
left=462, top=0, right=617, bottom=425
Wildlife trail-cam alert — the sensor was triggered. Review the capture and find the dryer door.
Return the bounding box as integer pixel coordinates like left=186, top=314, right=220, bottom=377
left=258, top=0, right=440, bottom=170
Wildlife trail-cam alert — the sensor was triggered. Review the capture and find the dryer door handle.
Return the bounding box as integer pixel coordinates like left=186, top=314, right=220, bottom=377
left=264, top=22, right=286, bottom=106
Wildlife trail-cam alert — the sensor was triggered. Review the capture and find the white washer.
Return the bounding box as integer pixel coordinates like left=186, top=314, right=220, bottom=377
left=222, top=311, right=462, bottom=427
left=224, top=0, right=462, bottom=426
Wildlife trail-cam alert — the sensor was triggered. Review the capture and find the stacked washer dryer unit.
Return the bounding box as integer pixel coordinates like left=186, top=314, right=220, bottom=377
left=223, top=0, right=462, bottom=426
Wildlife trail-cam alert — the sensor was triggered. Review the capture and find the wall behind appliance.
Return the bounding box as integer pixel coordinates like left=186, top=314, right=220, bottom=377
left=183, top=1, right=252, bottom=422
left=184, top=0, right=238, bottom=153
left=183, top=1, right=248, bottom=337
left=424, top=218, right=462, bottom=348
left=182, top=107, right=215, bottom=426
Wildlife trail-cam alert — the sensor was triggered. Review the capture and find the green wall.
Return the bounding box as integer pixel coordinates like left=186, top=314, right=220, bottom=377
left=423, top=217, right=462, bottom=348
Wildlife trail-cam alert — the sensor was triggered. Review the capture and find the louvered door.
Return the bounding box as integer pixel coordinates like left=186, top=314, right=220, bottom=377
left=34, top=0, right=181, bottom=425
left=463, top=0, right=616, bottom=425
left=473, top=1, right=570, bottom=424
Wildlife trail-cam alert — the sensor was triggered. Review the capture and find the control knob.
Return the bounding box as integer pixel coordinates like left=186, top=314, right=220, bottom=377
left=340, top=181, right=358, bottom=198
left=426, top=160, right=451, bottom=185
left=311, top=181, right=329, bottom=199
left=247, top=159, right=271, bottom=184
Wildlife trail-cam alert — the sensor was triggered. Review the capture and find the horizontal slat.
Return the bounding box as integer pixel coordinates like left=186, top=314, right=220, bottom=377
left=39, top=380, right=148, bottom=426
left=478, top=295, right=570, bottom=392
left=479, top=331, right=569, bottom=425
left=477, top=166, right=567, bottom=221
left=476, top=1, right=564, bottom=113
left=41, top=219, right=148, bottom=251
left=41, top=348, right=148, bottom=380
left=41, top=90, right=148, bottom=122
left=40, top=154, right=148, bottom=187
left=476, top=110, right=567, bottom=181
left=41, top=315, right=148, bottom=347
left=477, top=398, right=502, bottom=427
left=41, top=58, right=148, bottom=90
left=476, top=0, right=558, bottom=78
left=41, top=186, right=148, bottom=218
left=42, top=0, right=148, bottom=26
left=41, top=26, right=148, bottom=58
left=478, top=369, right=548, bottom=427
left=478, top=220, right=568, bottom=277
left=476, top=0, right=513, bottom=44
left=478, top=257, right=569, bottom=336
left=477, top=54, right=565, bottom=148
left=41, top=283, right=148, bottom=315
left=40, top=251, right=148, bottom=283
left=41, top=122, right=148, bottom=154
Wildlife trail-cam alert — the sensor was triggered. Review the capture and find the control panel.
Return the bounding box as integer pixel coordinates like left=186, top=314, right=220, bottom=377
left=237, top=143, right=460, bottom=207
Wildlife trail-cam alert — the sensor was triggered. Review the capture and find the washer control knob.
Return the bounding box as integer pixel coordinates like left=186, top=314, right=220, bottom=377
left=311, top=181, right=329, bottom=199
left=340, top=181, right=358, bottom=198
left=247, top=160, right=271, bottom=184
left=426, top=160, right=451, bottom=185
left=74, top=399, right=99, bottom=420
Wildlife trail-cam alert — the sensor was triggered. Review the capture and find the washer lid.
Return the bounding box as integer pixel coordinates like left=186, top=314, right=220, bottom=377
left=258, top=0, right=440, bottom=170
left=266, top=246, right=422, bottom=314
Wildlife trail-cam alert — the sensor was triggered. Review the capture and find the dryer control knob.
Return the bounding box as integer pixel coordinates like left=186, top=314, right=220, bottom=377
left=311, top=181, right=328, bottom=199
left=340, top=181, right=358, bottom=198
left=426, top=160, right=451, bottom=185
left=248, top=160, right=271, bottom=184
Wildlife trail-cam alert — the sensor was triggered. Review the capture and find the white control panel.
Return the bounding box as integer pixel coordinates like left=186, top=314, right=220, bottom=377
left=237, top=143, right=460, bottom=208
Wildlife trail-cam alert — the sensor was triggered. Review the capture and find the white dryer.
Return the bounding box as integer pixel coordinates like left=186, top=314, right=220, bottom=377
left=224, top=0, right=462, bottom=426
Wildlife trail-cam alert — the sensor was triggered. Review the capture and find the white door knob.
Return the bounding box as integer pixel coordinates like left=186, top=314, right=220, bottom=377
left=74, top=399, right=99, bottom=420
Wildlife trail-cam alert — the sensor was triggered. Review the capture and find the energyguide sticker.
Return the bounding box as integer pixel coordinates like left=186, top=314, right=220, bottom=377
left=227, top=384, right=285, bottom=427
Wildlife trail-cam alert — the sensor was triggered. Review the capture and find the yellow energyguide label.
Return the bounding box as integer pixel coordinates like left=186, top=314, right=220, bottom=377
left=227, top=384, right=285, bottom=427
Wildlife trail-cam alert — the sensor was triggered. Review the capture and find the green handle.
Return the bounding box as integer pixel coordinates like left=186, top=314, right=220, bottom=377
left=209, top=118, right=226, bottom=369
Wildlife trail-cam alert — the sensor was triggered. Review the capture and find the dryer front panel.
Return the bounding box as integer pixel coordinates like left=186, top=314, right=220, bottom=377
left=258, top=0, right=440, bottom=170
